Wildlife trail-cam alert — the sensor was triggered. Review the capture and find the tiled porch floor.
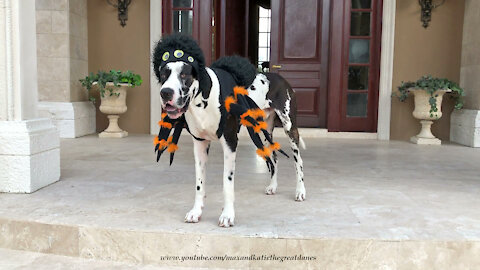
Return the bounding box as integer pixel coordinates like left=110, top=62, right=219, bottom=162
left=1, top=134, right=479, bottom=240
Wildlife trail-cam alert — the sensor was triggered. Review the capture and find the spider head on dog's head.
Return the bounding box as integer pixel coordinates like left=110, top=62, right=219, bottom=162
left=153, top=34, right=208, bottom=119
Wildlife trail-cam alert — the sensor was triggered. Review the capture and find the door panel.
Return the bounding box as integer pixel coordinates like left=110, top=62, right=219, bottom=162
left=162, top=0, right=212, bottom=65
left=270, top=0, right=330, bottom=127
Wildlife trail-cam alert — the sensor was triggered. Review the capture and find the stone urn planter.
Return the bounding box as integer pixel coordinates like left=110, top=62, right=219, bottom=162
left=410, top=89, right=450, bottom=145
left=98, top=82, right=129, bottom=138
left=396, top=76, right=465, bottom=145
left=80, top=70, right=142, bottom=139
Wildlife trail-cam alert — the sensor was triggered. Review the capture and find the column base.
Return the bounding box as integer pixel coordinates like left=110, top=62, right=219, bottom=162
left=38, top=102, right=96, bottom=138
left=450, top=109, right=480, bottom=147
left=0, top=119, right=60, bottom=193
left=410, top=136, right=442, bottom=145
left=99, top=130, right=128, bottom=138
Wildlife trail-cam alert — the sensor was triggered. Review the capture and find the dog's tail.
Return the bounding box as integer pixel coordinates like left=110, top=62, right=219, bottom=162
left=299, top=136, right=306, bottom=150
left=211, top=56, right=256, bottom=87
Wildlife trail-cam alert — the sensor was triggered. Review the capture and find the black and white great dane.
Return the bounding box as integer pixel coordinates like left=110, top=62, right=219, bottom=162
left=153, top=35, right=306, bottom=227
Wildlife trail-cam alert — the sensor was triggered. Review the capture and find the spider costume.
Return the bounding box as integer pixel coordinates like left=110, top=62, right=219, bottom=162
left=152, top=34, right=287, bottom=175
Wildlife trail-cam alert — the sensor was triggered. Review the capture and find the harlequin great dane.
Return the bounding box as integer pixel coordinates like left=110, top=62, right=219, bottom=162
left=153, top=34, right=306, bottom=227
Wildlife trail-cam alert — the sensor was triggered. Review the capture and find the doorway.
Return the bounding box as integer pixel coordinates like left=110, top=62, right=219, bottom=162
left=160, top=0, right=383, bottom=131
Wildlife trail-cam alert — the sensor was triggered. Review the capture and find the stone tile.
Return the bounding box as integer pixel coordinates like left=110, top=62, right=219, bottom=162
left=69, top=0, right=87, bottom=17
left=36, top=11, right=52, bottom=33
left=397, top=241, right=480, bottom=270
left=69, top=36, right=88, bottom=61
left=36, top=34, right=69, bottom=58
left=0, top=218, right=78, bottom=256
left=52, top=0, right=68, bottom=11
left=37, top=57, right=69, bottom=81
left=70, top=59, right=88, bottom=82
left=38, top=80, right=70, bottom=102
left=36, top=0, right=54, bottom=10
left=70, top=80, right=88, bottom=102
left=79, top=226, right=144, bottom=264
left=51, top=11, right=69, bottom=34
left=143, top=232, right=201, bottom=266
left=69, top=13, right=88, bottom=39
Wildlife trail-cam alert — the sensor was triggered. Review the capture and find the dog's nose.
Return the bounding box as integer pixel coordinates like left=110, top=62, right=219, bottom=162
left=160, top=88, right=174, bottom=101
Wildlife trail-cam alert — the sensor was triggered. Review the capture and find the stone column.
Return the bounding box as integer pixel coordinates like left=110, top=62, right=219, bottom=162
left=35, top=0, right=95, bottom=138
left=450, top=0, right=480, bottom=147
left=0, top=0, right=60, bottom=193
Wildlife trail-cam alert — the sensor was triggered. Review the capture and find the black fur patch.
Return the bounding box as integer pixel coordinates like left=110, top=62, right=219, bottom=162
left=197, top=186, right=200, bottom=191
left=153, top=33, right=212, bottom=99
left=223, top=115, right=238, bottom=153
left=211, top=56, right=256, bottom=87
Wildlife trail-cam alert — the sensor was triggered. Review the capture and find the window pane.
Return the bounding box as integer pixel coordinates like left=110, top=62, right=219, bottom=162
left=259, top=17, right=270, bottom=32
left=348, top=66, right=369, bottom=90
left=349, top=39, right=370, bottom=63
left=173, top=0, right=193, bottom=8
left=259, top=7, right=270, bottom=17
left=258, top=48, right=269, bottom=62
left=173, top=10, right=193, bottom=35
left=347, top=93, right=368, bottom=117
left=351, top=12, right=370, bottom=36
left=352, top=0, right=371, bottom=9
left=259, top=32, right=269, bottom=47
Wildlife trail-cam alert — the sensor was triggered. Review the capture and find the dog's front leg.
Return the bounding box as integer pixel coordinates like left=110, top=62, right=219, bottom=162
left=218, top=136, right=237, bottom=227
left=185, top=138, right=210, bottom=223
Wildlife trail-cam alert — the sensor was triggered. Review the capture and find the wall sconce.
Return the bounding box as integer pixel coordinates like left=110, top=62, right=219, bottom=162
left=107, top=0, right=132, bottom=27
left=419, top=0, right=445, bottom=28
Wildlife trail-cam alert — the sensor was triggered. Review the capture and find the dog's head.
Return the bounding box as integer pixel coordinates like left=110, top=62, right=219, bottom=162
left=153, top=34, right=206, bottom=119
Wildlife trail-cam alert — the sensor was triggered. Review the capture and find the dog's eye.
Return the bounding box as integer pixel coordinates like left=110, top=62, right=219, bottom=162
left=161, top=74, right=166, bottom=79
left=180, top=74, right=186, bottom=79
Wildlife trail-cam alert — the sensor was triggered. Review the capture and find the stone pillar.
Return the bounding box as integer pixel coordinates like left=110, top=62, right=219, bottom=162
left=451, top=0, right=480, bottom=147
left=0, top=0, right=60, bottom=193
left=35, top=0, right=95, bottom=138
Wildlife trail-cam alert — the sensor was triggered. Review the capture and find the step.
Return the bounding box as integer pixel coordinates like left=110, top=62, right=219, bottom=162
left=0, top=248, right=200, bottom=270
left=1, top=135, right=480, bottom=269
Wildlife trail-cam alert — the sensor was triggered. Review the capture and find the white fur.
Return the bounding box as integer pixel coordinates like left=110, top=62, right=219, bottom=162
left=184, top=68, right=222, bottom=141
left=185, top=139, right=210, bottom=223
left=247, top=74, right=270, bottom=109
left=161, top=62, right=187, bottom=106
left=218, top=136, right=236, bottom=227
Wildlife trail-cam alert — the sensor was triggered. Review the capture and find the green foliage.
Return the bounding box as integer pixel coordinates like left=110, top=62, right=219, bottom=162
left=79, top=70, right=142, bottom=103
left=395, top=75, right=465, bottom=117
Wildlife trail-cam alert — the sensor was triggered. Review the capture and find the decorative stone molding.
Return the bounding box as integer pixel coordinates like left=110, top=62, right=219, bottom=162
left=0, top=119, right=60, bottom=193
left=38, top=101, right=96, bottom=138
left=150, top=0, right=162, bottom=134
left=450, top=109, right=480, bottom=147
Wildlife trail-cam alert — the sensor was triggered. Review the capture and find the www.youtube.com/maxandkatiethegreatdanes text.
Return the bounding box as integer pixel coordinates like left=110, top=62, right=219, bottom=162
left=157, top=254, right=317, bottom=263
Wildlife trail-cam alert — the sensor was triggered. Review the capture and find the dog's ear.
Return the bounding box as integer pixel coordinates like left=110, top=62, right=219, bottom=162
left=198, top=69, right=212, bottom=100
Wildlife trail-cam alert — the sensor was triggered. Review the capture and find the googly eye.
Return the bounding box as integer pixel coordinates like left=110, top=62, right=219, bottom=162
left=187, top=56, right=194, bottom=63
left=162, top=52, right=170, bottom=61
left=174, top=50, right=184, bottom=58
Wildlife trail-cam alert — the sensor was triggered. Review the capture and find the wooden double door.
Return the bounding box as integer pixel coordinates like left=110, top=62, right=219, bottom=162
left=162, top=0, right=382, bottom=132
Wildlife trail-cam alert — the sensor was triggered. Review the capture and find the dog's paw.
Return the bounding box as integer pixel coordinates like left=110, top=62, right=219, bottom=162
left=295, top=183, right=306, bottom=202
left=218, top=208, right=235, bottom=228
left=265, top=184, right=277, bottom=195
left=185, top=208, right=202, bottom=223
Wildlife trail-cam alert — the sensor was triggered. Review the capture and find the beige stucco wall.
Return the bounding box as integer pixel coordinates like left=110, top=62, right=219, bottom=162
left=391, top=0, right=465, bottom=141
left=460, top=0, right=480, bottom=110
left=36, top=0, right=88, bottom=102
left=87, top=0, right=150, bottom=134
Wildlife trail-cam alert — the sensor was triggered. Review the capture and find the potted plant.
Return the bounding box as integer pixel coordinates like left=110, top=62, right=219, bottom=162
left=396, top=75, right=465, bottom=145
left=80, top=70, right=142, bottom=138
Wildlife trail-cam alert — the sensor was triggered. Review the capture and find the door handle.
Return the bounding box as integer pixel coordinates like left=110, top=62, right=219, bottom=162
left=271, top=64, right=282, bottom=69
